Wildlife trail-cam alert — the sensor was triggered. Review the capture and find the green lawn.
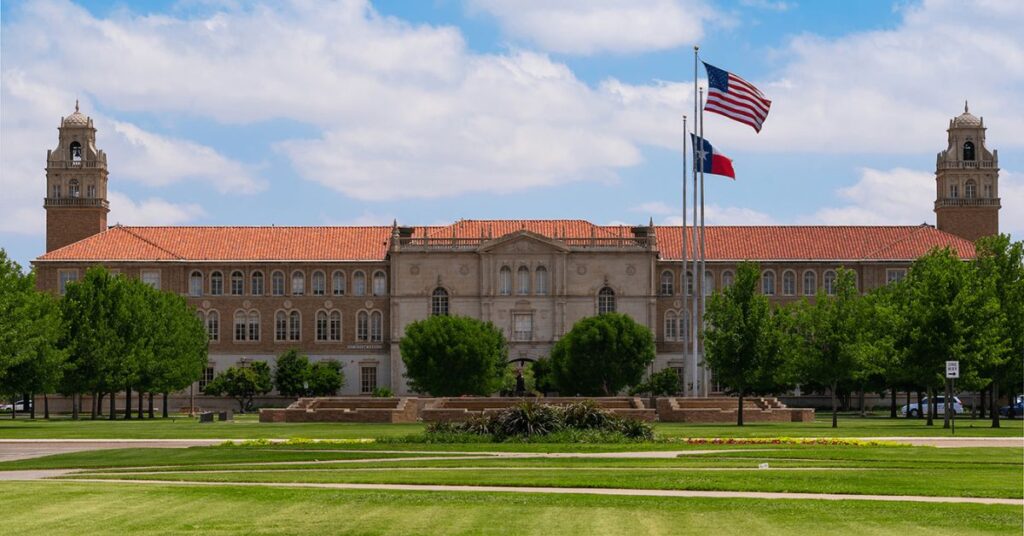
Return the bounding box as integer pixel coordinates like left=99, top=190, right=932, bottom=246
left=3, top=482, right=1021, bottom=535
left=1, top=413, right=1020, bottom=439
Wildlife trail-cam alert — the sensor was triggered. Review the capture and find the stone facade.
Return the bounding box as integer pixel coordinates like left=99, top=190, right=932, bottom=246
left=934, top=102, right=1001, bottom=242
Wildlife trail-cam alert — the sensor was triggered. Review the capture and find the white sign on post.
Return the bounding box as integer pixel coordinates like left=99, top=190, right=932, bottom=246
left=946, top=360, right=960, bottom=379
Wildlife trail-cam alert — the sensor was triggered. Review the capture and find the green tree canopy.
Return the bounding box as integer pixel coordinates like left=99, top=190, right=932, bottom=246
left=550, top=312, right=655, bottom=396
left=629, top=368, right=681, bottom=396
left=203, top=361, right=272, bottom=413
left=308, top=360, right=344, bottom=397
left=400, top=315, right=507, bottom=396
left=703, top=262, right=789, bottom=425
left=274, top=349, right=311, bottom=398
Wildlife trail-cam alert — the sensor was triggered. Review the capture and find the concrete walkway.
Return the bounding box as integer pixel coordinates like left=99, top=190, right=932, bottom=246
left=28, top=477, right=1023, bottom=506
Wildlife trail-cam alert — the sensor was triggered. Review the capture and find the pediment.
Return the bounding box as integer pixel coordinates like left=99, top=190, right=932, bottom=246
left=478, top=230, right=570, bottom=254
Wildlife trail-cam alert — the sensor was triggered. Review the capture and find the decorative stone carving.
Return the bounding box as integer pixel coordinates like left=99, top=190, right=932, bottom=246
left=626, top=264, right=636, bottom=276
left=410, top=264, right=420, bottom=275
left=324, top=300, right=333, bottom=309
left=576, top=264, right=587, bottom=275
left=459, top=264, right=470, bottom=275
left=283, top=300, right=292, bottom=308
left=201, top=300, right=210, bottom=309
left=242, top=300, right=251, bottom=308
left=365, top=300, right=374, bottom=308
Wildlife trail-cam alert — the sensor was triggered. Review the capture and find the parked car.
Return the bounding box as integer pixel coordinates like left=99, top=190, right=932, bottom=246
left=900, top=396, right=964, bottom=417
left=998, top=396, right=1024, bottom=419
left=0, top=400, right=33, bottom=413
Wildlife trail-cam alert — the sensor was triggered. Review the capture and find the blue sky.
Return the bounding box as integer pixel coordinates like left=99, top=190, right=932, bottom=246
left=1, top=0, right=1021, bottom=269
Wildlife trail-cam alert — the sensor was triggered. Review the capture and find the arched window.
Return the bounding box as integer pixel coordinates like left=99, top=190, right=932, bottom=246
left=704, top=271, right=714, bottom=296
left=271, top=271, right=285, bottom=296
left=206, top=310, right=220, bottom=341
left=762, top=270, right=776, bottom=296
left=251, top=271, right=264, bottom=296
left=824, top=270, right=837, bottom=296
left=685, top=271, right=693, bottom=295
left=289, top=311, right=301, bottom=341
left=665, top=311, right=677, bottom=340
left=535, top=266, right=548, bottom=295
left=316, top=311, right=329, bottom=341
left=210, top=271, right=223, bottom=295
left=68, top=179, right=80, bottom=198
left=248, top=311, right=260, bottom=341
left=803, top=270, right=817, bottom=296
left=69, top=141, right=82, bottom=162
left=312, top=271, right=326, bottom=296
left=356, top=311, right=369, bottom=341
left=332, top=271, right=346, bottom=295
left=432, top=288, right=449, bottom=316
left=275, top=311, right=287, bottom=341
left=353, top=271, right=366, bottom=296
left=370, top=311, right=383, bottom=342
left=965, top=180, right=977, bottom=199
left=660, top=270, right=674, bottom=295
left=722, top=270, right=734, bottom=288
left=291, top=271, right=305, bottom=296
left=234, top=311, right=247, bottom=341
left=963, top=141, right=975, bottom=161
left=189, top=271, right=203, bottom=297
left=782, top=270, right=796, bottom=296
left=517, top=266, right=530, bottom=295
left=372, top=271, right=387, bottom=296
left=230, top=271, right=244, bottom=295
left=598, top=286, right=616, bottom=314
left=498, top=266, right=512, bottom=296
left=329, top=311, right=341, bottom=341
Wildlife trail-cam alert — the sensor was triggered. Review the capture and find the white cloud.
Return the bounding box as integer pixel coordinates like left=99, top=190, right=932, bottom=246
left=807, top=167, right=935, bottom=226
left=661, top=204, right=776, bottom=225
left=107, top=192, right=206, bottom=226
left=739, top=0, right=793, bottom=12
left=631, top=201, right=675, bottom=215
left=467, top=0, right=716, bottom=55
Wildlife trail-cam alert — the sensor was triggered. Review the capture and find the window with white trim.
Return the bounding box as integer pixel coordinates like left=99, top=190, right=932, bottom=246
left=660, top=270, right=674, bottom=295
left=372, top=271, right=387, bottom=296
left=312, top=271, right=326, bottom=296
left=332, top=271, right=345, bottom=295
left=665, top=311, right=677, bottom=340
left=762, top=270, right=776, bottom=296
left=516, top=266, right=530, bottom=295
left=353, top=271, right=366, bottom=296
left=685, top=271, right=693, bottom=295
left=289, top=311, right=301, bottom=341
left=886, top=269, right=907, bottom=285
left=432, top=288, right=449, bottom=316
left=598, top=286, right=616, bottom=314
left=275, top=311, right=287, bottom=341
left=248, top=311, right=260, bottom=341
left=370, top=311, right=383, bottom=342
left=782, top=270, right=796, bottom=296
left=140, top=270, right=160, bottom=289
left=199, top=365, right=215, bottom=391
left=291, top=271, right=305, bottom=296
left=498, top=266, right=512, bottom=296
left=210, top=271, right=223, bottom=295
left=234, top=310, right=247, bottom=341
left=251, top=271, right=264, bottom=296
left=68, top=179, right=80, bottom=198
left=824, top=270, right=837, bottom=296
left=513, top=313, right=533, bottom=341
left=965, top=180, right=977, bottom=199
left=329, top=311, right=341, bottom=341
left=357, top=311, right=369, bottom=342
left=535, top=266, right=548, bottom=295
left=189, top=271, right=203, bottom=297
left=360, top=366, right=377, bottom=394
left=206, top=310, right=220, bottom=342
left=271, top=271, right=285, bottom=296
left=803, top=270, right=816, bottom=296
left=316, top=311, right=329, bottom=341
left=721, top=270, right=734, bottom=289
left=230, top=271, right=244, bottom=295
left=57, top=269, right=78, bottom=295
left=704, top=271, right=714, bottom=296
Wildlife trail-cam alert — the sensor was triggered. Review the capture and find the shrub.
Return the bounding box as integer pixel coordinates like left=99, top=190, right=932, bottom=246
left=372, top=386, right=395, bottom=398
left=308, top=360, right=344, bottom=396
left=560, top=400, right=613, bottom=430
left=495, top=400, right=562, bottom=438
left=400, top=315, right=507, bottom=396
left=629, top=369, right=682, bottom=396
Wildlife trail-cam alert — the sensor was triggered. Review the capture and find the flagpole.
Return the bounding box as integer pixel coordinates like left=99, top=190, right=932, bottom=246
left=691, top=45, right=700, bottom=398
left=681, top=114, right=688, bottom=394
left=699, top=87, right=708, bottom=398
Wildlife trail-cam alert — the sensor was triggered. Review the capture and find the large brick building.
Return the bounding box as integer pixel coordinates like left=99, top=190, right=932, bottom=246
left=33, top=105, right=997, bottom=398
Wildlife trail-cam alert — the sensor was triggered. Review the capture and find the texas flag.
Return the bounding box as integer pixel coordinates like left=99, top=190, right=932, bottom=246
left=691, top=134, right=736, bottom=179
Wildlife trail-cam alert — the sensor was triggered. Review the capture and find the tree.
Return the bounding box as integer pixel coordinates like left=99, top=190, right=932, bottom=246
left=308, top=360, right=344, bottom=396
left=274, top=349, right=311, bottom=398
left=400, top=315, right=507, bottom=396
left=203, top=361, right=272, bottom=413
left=0, top=251, right=66, bottom=418
left=629, top=368, right=681, bottom=396
left=703, top=262, right=788, bottom=425
left=550, top=312, right=655, bottom=396
left=787, top=269, right=880, bottom=428
left=530, top=357, right=557, bottom=395
left=970, top=234, right=1023, bottom=428
left=147, top=291, right=208, bottom=418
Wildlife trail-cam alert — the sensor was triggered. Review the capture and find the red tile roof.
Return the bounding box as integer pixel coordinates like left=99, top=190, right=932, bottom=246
left=652, top=225, right=975, bottom=261
left=35, top=221, right=974, bottom=263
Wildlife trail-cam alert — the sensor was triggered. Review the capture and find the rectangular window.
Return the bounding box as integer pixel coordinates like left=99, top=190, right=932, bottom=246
left=330, top=313, right=341, bottom=341
left=251, top=273, right=264, bottom=296
left=357, top=313, right=369, bottom=342
left=513, top=313, right=533, bottom=342
left=198, top=365, right=215, bottom=391
left=275, top=314, right=287, bottom=341
left=58, top=270, right=79, bottom=295
left=234, top=316, right=246, bottom=341
left=370, top=312, right=383, bottom=342
left=886, top=269, right=907, bottom=285
left=360, top=367, right=378, bottom=394
left=189, top=273, right=203, bottom=297
left=248, top=315, right=260, bottom=342
left=141, top=270, right=161, bottom=290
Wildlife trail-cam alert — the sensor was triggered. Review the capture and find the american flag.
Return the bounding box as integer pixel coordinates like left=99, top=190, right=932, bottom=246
left=703, top=62, right=771, bottom=133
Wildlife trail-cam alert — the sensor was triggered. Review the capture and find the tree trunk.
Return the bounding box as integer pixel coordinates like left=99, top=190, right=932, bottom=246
left=162, top=393, right=169, bottom=419
left=991, top=381, right=1001, bottom=428
left=858, top=388, right=866, bottom=417
left=737, top=391, right=744, bottom=426
left=979, top=386, right=987, bottom=419
left=905, top=390, right=912, bottom=419
left=72, top=392, right=79, bottom=420
left=10, top=397, right=15, bottom=420
left=831, top=382, right=838, bottom=428
left=916, top=391, right=923, bottom=419
left=29, top=393, right=36, bottom=419
left=137, top=391, right=144, bottom=420
left=91, top=392, right=98, bottom=420
left=943, top=380, right=951, bottom=429
left=109, top=391, right=116, bottom=420
left=890, top=389, right=897, bottom=419
left=148, top=393, right=155, bottom=419
left=926, top=386, right=934, bottom=426
left=124, top=386, right=132, bottom=420
left=97, top=392, right=104, bottom=417
left=44, top=394, right=50, bottom=420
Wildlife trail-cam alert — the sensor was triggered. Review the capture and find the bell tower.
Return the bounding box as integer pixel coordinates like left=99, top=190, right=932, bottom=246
left=45, top=101, right=110, bottom=252
left=934, top=102, right=1000, bottom=242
